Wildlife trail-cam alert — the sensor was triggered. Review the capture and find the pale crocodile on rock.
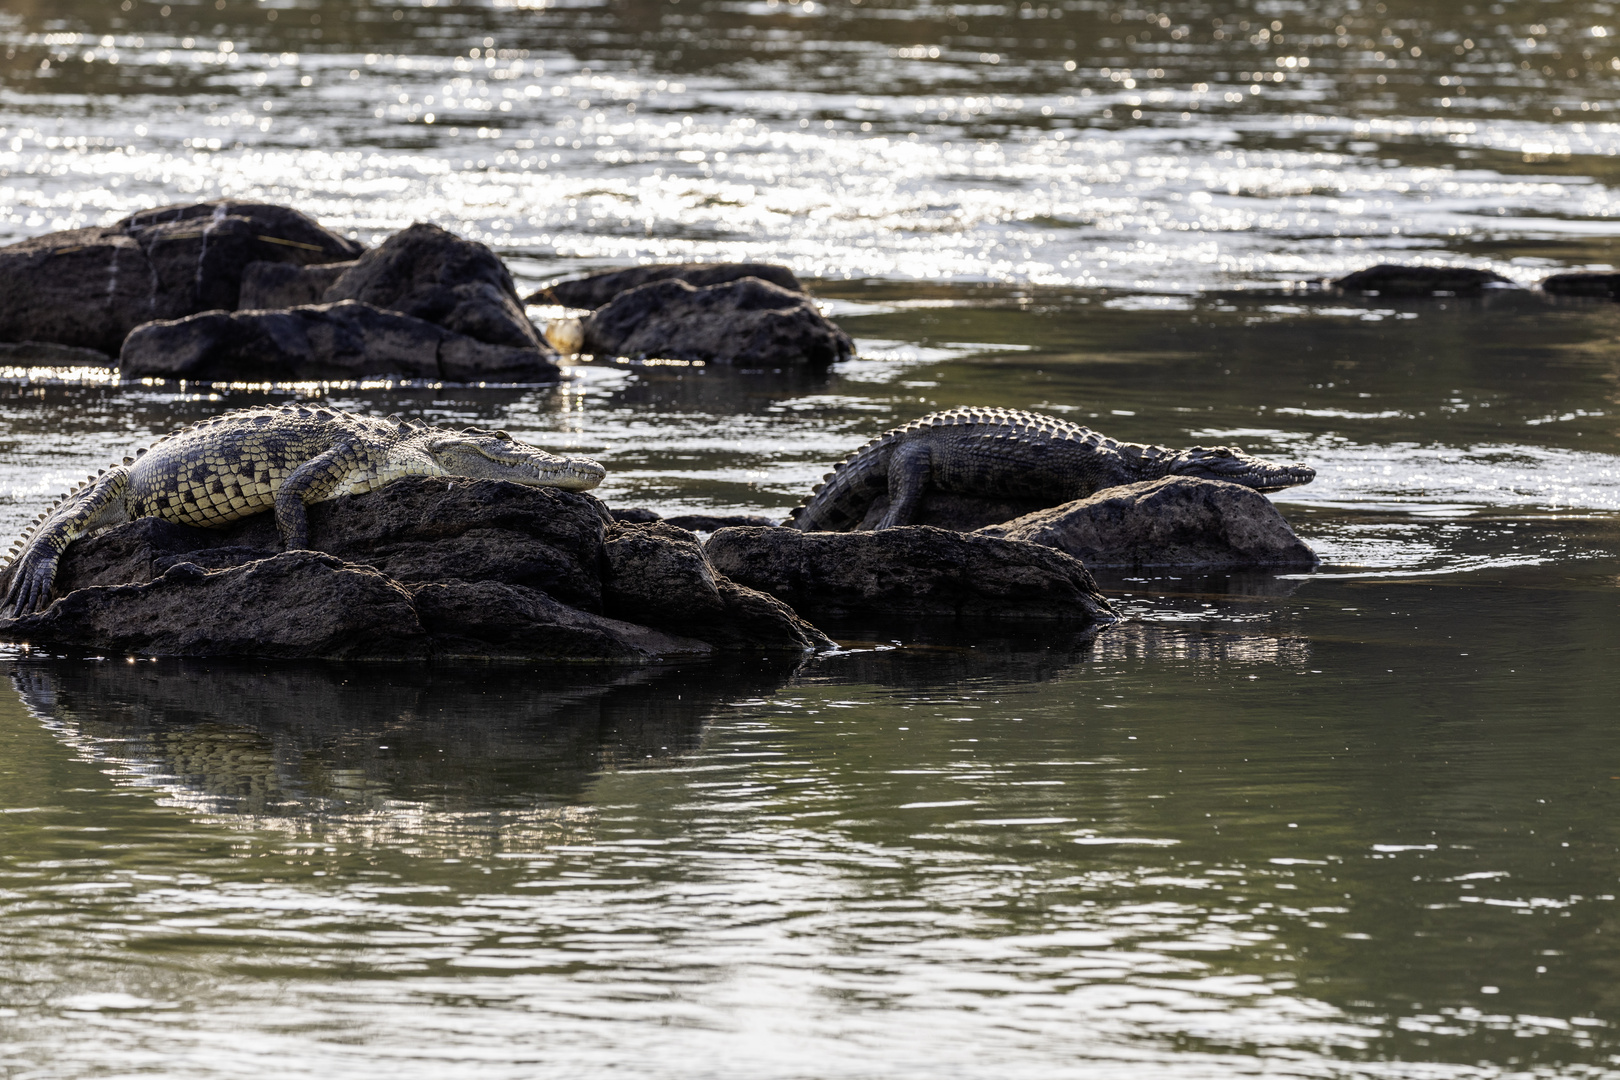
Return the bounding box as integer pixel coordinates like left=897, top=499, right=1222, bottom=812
left=787, top=407, right=1316, bottom=532
left=0, top=404, right=606, bottom=617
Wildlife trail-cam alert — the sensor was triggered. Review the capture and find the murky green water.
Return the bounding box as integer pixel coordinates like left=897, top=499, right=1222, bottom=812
left=4, top=0, right=1620, bottom=1075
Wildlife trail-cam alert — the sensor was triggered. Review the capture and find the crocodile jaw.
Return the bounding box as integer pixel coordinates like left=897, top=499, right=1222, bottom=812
left=424, top=434, right=606, bottom=491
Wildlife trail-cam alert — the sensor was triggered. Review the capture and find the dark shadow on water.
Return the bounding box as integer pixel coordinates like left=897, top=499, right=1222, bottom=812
left=5, top=655, right=804, bottom=817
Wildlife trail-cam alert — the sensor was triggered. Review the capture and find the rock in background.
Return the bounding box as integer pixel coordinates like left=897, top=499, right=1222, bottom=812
left=529, top=263, right=804, bottom=309
left=975, top=476, right=1318, bottom=569
left=119, top=300, right=561, bottom=383
left=583, top=276, right=853, bottom=367
left=0, top=201, right=362, bottom=356
left=322, top=223, right=546, bottom=351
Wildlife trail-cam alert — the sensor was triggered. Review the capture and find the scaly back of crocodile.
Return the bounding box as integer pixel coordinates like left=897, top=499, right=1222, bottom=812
left=787, top=407, right=1163, bottom=531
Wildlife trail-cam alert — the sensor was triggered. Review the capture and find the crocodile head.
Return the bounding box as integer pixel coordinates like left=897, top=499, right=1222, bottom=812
left=1161, top=445, right=1316, bottom=491
left=424, top=428, right=606, bottom=491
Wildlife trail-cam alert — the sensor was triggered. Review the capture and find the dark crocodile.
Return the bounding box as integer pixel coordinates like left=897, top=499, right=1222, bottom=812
left=787, top=407, right=1316, bottom=532
left=0, top=404, right=605, bottom=617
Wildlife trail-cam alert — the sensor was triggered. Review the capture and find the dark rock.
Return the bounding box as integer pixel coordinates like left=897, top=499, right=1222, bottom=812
left=300, top=478, right=612, bottom=613
left=1332, top=264, right=1512, bottom=296
left=609, top=507, right=664, bottom=524
left=118, top=300, right=561, bottom=383
left=51, top=516, right=248, bottom=596
left=410, top=580, right=712, bottom=661
left=528, top=263, right=805, bottom=309
left=1541, top=271, right=1620, bottom=298
left=582, top=277, right=853, bottom=367
left=603, top=520, right=830, bottom=651
left=52, top=478, right=611, bottom=613
left=0, top=200, right=362, bottom=354
left=976, top=477, right=1317, bottom=569
left=666, top=513, right=778, bottom=531
left=704, top=525, right=1118, bottom=623
left=0, top=341, right=114, bottom=367
left=6, top=551, right=430, bottom=660
left=5, top=477, right=834, bottom=662
left=608, top=507, right=778, bottom=530
left=322, top=223, right=546, bottom=351
left=238, top=260, right=356, bottom=309
left=854, top=492, right=1054, bottom=533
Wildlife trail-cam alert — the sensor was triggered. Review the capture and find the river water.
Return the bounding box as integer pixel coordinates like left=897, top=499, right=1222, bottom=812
left=2, top=0, right=1620, bottom=1076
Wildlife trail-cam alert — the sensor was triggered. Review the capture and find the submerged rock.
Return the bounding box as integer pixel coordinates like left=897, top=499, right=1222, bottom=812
left=582, top=276, right=853, bottom=367
left=529, top=263, right=805, bottom=309
left=322, top=223, right=546, bottom=351
left=0, top=200, right=362, bottom=355
left=1332, top=264, right=1512, bottom=296
left=118, top=300, right=562, bottom=383
left=975, top=477, right=1318, bottom=569
left=1540, top=271, right=1620, bottom=298
left=238, top=260, right=357, bottom=309
left=703, top=525, right=1117, bottom=623
left=8, top=477, right=825, bottom=661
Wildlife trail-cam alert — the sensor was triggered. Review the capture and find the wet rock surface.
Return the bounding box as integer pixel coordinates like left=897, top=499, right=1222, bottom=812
left=6, top=478, right=825, bottom=661
left=1332, top=264, right=1512, bottom=296
left=851, top=492, right=1056, bottom=533
left=529, top=262, right=804, bottom=309
left=0, top=200, right=362, bottom=355
left=238, top=260, right=357, bottom=309
left=703, top=525, right=1117, bottom=623
left=322, top=223, right=546, bottom=351
left=582, top=276, right=853, bottom=367
left=976, top=477, right=1319, bottom=569
left=118, top=300, right=561, bottom=383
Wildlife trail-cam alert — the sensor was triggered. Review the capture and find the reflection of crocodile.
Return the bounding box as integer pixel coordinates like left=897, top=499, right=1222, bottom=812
left=787, top=407, right=1317, bottom=532
left=1, top=404, right=606, bottom=617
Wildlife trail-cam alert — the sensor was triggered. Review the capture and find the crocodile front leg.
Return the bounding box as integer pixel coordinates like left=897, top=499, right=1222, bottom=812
left=874, top=442, right=932, bottom=530
left=1, top=467, right=131, bottom=617
left=273, top=439, right=368, bottom=550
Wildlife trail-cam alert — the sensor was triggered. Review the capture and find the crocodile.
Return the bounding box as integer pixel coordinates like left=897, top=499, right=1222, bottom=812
left=786, top=407, right=1316, bottom=532
left=0, top=404, right=606, bottom=617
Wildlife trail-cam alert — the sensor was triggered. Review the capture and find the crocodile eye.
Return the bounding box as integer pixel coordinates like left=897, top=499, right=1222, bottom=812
left=494, top=429, right=512, bottom=441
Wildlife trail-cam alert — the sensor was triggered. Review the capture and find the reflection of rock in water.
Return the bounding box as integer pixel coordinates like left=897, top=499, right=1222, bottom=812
left=1090, top=569, right=1310, bottom=599
left=1086, top=623, right=1312, bottom=667
left=803, top=617, right=1109, bottom=688
left=9, top=658, right=801, bottom=820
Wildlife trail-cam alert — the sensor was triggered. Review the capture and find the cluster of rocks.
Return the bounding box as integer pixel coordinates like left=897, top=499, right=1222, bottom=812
left=0, top=475, right=1128, bottom=662
left=0, top=201, right=851, bottom=381
left=1328, top=262, right=1620, bottom=298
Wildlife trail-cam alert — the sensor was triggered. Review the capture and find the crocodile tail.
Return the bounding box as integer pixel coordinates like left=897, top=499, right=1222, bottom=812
left=789, top=435, right=897, bottom=531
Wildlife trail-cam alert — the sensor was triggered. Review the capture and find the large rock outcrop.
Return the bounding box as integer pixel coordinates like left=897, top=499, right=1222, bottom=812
left=582, top=276, right=853, bottom=367
left=975, top=477, right=1319, bottom=569
left=0, top=201, right=363, bottom=355
left=703, top=525, right=1117, bottom=623
left=529, top=263, right=804, bottom=309
left=322, top=223, right=545, bottom=351
left=4, top=478, right=826, bottom=661
left=118, top=300, right=562, bottom=383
